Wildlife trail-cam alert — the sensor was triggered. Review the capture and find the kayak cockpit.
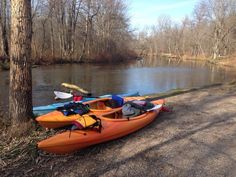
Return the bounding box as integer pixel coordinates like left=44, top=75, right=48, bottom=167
left=103, top=109, right=124, bottom=119
left=101, top=109, right=148, bottom=120
left=88, top=100, right=112, bottom=110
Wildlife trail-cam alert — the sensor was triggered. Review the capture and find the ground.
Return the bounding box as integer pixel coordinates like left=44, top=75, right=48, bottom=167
left=1, top=82, right=236, bottom=177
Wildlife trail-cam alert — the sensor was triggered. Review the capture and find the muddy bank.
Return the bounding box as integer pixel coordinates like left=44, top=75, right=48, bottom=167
left=1, top=82, right=236, bottom=177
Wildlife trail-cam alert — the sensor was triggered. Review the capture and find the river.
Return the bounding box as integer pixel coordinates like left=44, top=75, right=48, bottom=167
left=0, top=58, right=236, bottom=119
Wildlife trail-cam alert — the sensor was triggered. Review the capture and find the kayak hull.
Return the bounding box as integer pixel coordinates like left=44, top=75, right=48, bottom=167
left=36, top=96, right=145, bottom=129
left=38, top=100, right=164, bottom=154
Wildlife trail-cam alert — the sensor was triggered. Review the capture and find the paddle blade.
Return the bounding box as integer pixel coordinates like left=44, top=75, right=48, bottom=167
left=146, top=104, right=162, bottom=112
left=54, top=91, right=73, bottom=99
left=61, top=83, right=89, bottom=94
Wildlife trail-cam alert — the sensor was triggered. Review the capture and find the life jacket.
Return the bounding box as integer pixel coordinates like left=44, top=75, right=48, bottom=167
left=122, top=100, right=154, bottom=118
left=71, top=115, right=102, bottom=133
left=57, top=102, right=90, bottom=116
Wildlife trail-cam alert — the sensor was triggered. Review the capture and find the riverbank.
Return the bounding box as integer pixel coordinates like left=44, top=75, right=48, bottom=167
left=214, top=57, right=236, bottom=68
left=0, top=52, right=139, bottom=71
left=156, top=53, right=236, bottom=69
left=2, top=54, right=236, bottom=71
left=1, top=81, right=236, bottom=176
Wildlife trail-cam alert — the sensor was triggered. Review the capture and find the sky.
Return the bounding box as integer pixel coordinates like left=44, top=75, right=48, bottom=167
left=129, top=0, right=199, bottom=31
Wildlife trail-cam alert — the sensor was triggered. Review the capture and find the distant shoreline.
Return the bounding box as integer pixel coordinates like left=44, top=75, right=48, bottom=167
left=148, top=53, right=236, bottom=69
left=0, top=55, right=139, bottom=71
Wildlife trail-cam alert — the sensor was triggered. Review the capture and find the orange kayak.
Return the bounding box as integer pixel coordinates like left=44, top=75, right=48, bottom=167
left=36, top=97, right=145, bottom=129
left=37, top=99, right=164, bottom=154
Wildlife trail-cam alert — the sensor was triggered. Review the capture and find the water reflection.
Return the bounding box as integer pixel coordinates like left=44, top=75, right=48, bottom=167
left=0, top=58, right=236, bottom=113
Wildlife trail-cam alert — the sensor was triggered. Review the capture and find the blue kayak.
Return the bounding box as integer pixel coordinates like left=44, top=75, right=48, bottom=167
left=33, top=92, right=139, bottom=116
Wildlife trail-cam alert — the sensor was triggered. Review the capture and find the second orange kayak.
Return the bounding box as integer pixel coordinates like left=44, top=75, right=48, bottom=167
left=36, top=97, right=145, bottom=129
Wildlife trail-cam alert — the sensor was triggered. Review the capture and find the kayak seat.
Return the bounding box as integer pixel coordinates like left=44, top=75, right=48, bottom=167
left=122, top=100, right=155, bottom=118
left=114, top=112, right=119, bottom=119
left=88, top=101, right=107, bottom=110
left=97, top=101, right=107, bottom=110
left=104, top=110, right=123, bottom=119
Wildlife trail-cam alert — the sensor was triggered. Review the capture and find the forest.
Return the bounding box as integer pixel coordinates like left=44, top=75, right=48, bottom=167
left=0, top=0, right=134, bottom=64
left=136, top=0, right=236, bottom=60
left=0, top=0, right=236, bottom=64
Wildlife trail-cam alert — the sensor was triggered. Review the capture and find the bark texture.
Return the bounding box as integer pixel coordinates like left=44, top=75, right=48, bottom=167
left=9, top=0, right=32, bottom=133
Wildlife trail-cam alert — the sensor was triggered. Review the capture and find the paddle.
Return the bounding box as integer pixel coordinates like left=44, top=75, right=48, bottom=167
left=53, top=82, right=93, bottom=100
left=54, top=91, right=73, bottom=100
left=61, top=83, right=91, bottom=95
left=146, top=104, right=162, bottom=111
left=54, top=90, right=73, bottom=99
left=54, top=90, right=99, bottom=100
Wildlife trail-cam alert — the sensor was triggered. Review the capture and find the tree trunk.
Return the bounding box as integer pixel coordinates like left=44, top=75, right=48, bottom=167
left=50, top=19, right=55, bottom=58
left=213, top=28, right=221, bottom=60
left=9, top=0, right=32, bottom=135
left=79, top=3, right=90, bottom=62
left=0, top=0, right=9, bottom=59
left=40, top=21, right=46, bottom=60
left=79, top=19, right=89, bottom=62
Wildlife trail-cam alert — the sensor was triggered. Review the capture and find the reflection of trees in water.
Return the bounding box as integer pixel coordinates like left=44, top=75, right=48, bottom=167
left=135, top=57, right=236, bottom=92
left=32, top=64, right=128, bottom=96
left=140, top=57, right=233, bottom=73
left=1, top=60, right=236, bottom=114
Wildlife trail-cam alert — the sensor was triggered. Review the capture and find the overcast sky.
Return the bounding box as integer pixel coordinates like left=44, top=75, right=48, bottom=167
left=129, top=0, right=199, bottom=31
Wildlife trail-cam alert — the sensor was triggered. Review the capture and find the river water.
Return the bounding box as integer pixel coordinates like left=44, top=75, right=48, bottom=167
left=0, top=58, right=236, bottom=118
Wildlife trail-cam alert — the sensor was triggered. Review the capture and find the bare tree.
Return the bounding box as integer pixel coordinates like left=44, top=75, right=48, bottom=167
left=1, top=0, right=135, bottom=64
left=136, top=0, right=236, bottom=61
left=9, top=0, right=32, bottom=135
left=206, top=0, right=236, bottom=59
left=79, top=0, right=100, bottom=61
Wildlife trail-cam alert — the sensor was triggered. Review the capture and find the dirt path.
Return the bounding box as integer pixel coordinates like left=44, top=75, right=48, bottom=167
left=1, top=83, right=236, bottom=177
